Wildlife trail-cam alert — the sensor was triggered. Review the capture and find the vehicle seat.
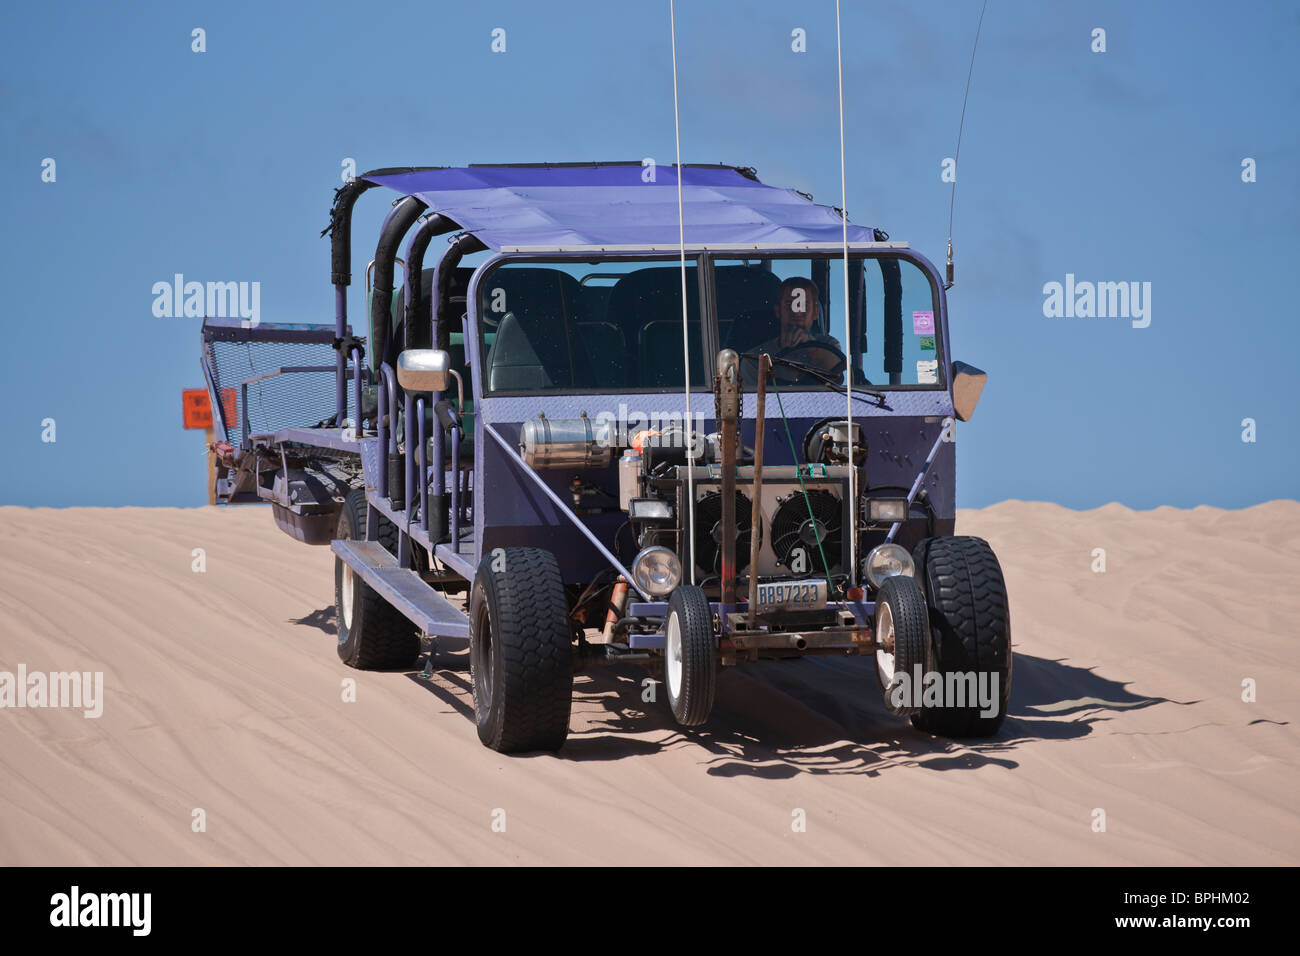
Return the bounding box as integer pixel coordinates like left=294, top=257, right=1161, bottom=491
left=638, top=319, right=703, bottom=388
left=724, top=308, right=780, bottom=353
left=483, top=268, right=594, bottom=390
left=717, top=266, right=783, bottom=353
left=577, top=321, right=629, bottom=388
left=606, top=267, right=702, bottom=388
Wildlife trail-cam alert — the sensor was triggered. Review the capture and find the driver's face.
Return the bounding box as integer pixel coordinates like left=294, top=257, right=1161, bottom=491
left=777, top=285, right=820, bottom=332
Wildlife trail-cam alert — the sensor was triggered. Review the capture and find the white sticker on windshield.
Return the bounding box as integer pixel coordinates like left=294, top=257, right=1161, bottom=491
left=916, top=359, right=939, bottom=384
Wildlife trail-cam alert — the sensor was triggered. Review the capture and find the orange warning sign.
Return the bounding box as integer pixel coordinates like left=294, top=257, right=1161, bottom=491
left=183, top=388, right=236, bottom=430
left=183, top=389, right=212, bottom=429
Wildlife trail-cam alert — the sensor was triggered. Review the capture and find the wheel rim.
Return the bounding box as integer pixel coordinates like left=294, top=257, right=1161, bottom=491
left=665, top=611, right=684, bottom=699
left=875, top=600, right=896, bottom=687
left=476, top=604, right=494, bottom=710
left=340, top=561, right=355, bottom=631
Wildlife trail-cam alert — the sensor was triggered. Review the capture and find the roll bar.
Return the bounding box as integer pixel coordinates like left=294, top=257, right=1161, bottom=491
left=370, top=196, right=428, bottom=372
left=402, top=214, right=457, bottom=351
left=324, top=168, right=447, bottom=423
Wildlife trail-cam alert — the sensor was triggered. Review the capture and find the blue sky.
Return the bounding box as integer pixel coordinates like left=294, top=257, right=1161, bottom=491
left=1, top=0, right=1296, bottom=509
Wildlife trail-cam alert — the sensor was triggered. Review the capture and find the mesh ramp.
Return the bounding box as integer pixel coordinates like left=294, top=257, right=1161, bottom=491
left=201, top=317, right=363, bottom=447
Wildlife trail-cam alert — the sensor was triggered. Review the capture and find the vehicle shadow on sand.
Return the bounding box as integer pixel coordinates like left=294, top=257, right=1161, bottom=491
left=289, top=606, right=337, bottom=633
left=292, top=608, right=1186, bottom=777
left=551, top=652, right=1185, bottom=777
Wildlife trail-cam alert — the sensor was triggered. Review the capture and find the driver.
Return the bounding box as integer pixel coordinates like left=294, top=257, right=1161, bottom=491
left=745, top=276, right=845, bottom=385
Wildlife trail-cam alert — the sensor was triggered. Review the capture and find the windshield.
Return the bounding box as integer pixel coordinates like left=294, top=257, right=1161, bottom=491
left=476, top=258, right=708, bottom=394
left=715, top=254, right=943, bottom=389
left=475, top=252, right=942, bottom=394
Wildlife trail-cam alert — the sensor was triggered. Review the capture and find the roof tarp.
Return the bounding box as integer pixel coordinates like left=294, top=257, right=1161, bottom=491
left=362, top=164, right=876, bottom=250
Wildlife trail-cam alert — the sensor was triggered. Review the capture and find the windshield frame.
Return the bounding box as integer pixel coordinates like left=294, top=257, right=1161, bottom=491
left=466, top=245, right=949, bottom=402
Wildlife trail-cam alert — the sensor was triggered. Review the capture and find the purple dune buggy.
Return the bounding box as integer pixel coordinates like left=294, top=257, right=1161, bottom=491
left=201, top=162, right=1011, bottom=753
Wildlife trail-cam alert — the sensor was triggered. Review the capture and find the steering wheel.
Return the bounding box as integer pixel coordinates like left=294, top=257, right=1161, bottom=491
left=771, top=339, right=847, bottom=383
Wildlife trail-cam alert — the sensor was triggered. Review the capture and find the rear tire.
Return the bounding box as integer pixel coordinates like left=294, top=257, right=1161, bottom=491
left=664, top=585, right=716, bottom=727
left=335, top=488, right=420, bottom=669
left=469, top=547, right=573, bottom=753
left=909, top=536, right=1012, bottom=737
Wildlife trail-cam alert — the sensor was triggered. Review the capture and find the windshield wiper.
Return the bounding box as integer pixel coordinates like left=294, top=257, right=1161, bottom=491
left=740, top=353, right=891, bottom=409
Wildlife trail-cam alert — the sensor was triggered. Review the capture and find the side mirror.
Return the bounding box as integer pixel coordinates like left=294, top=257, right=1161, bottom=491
left=951, top=361, right=987, bottom=422
left=397, top=349, right=450, bottom=393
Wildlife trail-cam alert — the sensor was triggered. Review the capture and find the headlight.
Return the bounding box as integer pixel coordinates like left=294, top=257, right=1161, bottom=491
left=864, top=542, right=915, bottom=589
left=867, top=497, right=909, bottom=522
left=629, top=498, right=674, bottom=521
left=631, top=546, right=682, bottom=596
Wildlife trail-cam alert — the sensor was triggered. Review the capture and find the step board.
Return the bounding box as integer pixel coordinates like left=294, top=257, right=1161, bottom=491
left=332, top=539, right=470, bottom=639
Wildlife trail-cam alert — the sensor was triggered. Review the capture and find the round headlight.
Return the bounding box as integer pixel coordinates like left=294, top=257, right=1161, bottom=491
left=864, top=542, right=915, bottom=589
left=631, top=546, right=682, bottom=597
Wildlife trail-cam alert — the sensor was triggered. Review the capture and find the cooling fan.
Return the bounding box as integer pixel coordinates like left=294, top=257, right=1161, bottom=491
left=693, top=489, right=759, bottom=574
left=770, top=489, right=843, bottom=573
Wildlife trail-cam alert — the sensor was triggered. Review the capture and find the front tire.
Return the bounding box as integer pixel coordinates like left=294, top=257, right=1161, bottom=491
left=873, top=575, right=931, bottom=716
left=910, top=536, right=1012, bottom=737
left=664, top=585, right=716, bottom=726
left=469, top=547, right=573, bottom=753
left=335, top=488, right=420, bottom=669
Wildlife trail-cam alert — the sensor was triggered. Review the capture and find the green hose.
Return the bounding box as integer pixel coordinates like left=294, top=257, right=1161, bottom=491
left=769, top=378, right=839, bottom=596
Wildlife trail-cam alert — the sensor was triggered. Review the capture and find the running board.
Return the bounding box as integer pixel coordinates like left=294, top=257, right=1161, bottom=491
left=332, top=539, right=470, bottom=638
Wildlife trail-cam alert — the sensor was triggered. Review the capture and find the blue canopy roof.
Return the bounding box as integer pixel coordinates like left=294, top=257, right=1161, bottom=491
left=362, top=164, right=877, bottom=251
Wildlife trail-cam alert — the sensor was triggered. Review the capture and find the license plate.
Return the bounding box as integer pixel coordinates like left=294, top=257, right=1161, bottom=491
left=754, top=579, right=828, bottom=613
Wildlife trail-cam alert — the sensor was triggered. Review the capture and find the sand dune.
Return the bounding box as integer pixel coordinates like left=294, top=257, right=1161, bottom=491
left=1, top=501, right=1296, bottom=865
